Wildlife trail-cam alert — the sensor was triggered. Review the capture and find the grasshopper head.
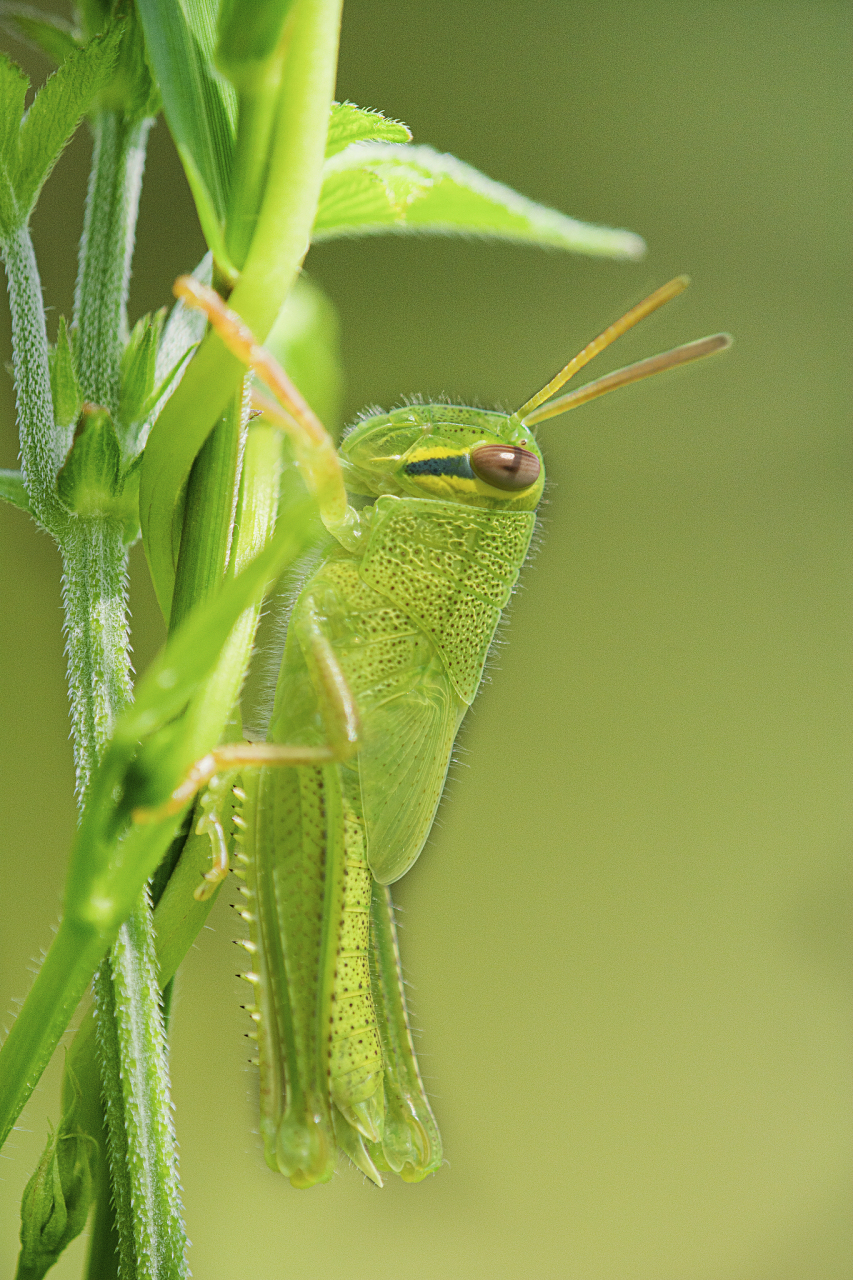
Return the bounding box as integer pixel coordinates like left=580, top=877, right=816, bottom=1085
left=339, top=403, right=545, bottom=511
left=338, top=279, right=731, bottom=515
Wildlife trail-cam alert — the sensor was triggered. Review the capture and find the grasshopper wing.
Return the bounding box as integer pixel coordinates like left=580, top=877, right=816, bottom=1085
left=359, top=665, right=464, bottom=885
left=360, top=497, right=536, bottom=704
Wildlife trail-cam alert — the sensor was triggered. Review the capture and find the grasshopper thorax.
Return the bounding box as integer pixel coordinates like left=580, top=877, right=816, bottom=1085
left=338, top=403, right=545, bottom=511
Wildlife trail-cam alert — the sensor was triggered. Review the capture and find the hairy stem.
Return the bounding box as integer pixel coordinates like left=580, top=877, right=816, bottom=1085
left=94, top=895, right=188, bottom=1280
left=59, top=516, right=133, bottom=802
left=73, top=113, right=152, bottom=415
left=0, top=224, right=68, bottom=533
left=65, top=105, right=191, bottom=1278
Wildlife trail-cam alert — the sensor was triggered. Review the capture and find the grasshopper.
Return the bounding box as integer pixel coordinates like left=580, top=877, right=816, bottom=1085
left=159, top=275, right=729, bottom=1187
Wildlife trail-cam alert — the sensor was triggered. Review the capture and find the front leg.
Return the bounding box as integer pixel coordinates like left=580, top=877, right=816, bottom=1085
left=174, top=275, right=363, bottom=552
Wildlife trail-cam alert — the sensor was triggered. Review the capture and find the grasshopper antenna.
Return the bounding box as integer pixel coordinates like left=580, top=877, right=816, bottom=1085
left=517, top=277, right=731, bottom=427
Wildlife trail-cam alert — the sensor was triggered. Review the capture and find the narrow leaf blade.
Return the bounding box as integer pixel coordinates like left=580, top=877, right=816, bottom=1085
left=314, top=143, right=646, bottom=259
left=49, top=315, right=82, bottom=429
left=119, top=310, right=164, bottom=436
left=135, top=0, right=236, bottom=243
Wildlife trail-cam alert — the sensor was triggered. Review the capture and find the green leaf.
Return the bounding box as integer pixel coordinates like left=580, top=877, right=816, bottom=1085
left=56, top=404, right=122, bottom=515
left=95, top=899, right=189, bottom=1280
left=112, top=449, right=143, bottom=545
left=49, top=316, right=82, bottom=429
left=135, top=0, right=236, bottom=262
left=2, top=4, right=157, bottom=117
left=116, top=492, right=315, bottom=755
left=119, top=309, right=164, bottom=436
left=0, top=468, right=31, bottom=512
left=263, top=272, right=343, bottom=433
left=136, top=346, right=195, bottom=444
left=0, top=490, right=315, bottom=1155
left=0, top=53, right=27, bottom=170
left=216, top=0, right=297, bottom=88
left=314, top=143, right=646, bottom=259
left=155, top=254, right=212, bottom=390
left=12, top=25, right=123, bottom=226
left=98, top=3, right=160, bottom=120
left=0, top=4, right=81, bottom=66
left=325, top=101, right=411, bottom=158
left=109, top=256, right=210, bottom=478
left=0, top=54, right=26, bottom=230
left=118, top=253, right=211, bottom=461
left=16, top=1074, right=96, bottom=1280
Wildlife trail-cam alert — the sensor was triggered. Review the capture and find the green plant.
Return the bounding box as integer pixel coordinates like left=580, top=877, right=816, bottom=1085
left=0, top=1, right=648, bottom=1274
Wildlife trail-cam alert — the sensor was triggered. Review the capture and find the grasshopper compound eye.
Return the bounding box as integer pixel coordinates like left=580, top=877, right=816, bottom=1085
left=470, top=444, right=541, bottom=491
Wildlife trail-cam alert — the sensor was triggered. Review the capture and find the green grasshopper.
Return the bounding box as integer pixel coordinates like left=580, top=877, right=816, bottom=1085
left=161, top=275, right=729, bottom=1188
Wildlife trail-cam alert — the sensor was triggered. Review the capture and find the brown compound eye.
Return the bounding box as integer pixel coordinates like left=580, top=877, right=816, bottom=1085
left=470, top=444, right=541, bottom=491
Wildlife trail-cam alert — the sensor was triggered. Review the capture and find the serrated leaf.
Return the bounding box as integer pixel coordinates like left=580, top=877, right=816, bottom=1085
left=314, top=143, right=646, bottom=260
left=325, top=101, right=411, bottom=158
left=13, top=24, right=123, bottom=224
left=0, top=53, right=27, bottom=232
left=0, top=52, right=27, bottom=164
left=0, top=468, right=31, bottom=513
left=0, top=4, right=80, bottom=66
left=136, top=0, right=236, bottom=256
left=56, top=404, right=122, bottom=515
left=49, top=316, right=82, bottom=429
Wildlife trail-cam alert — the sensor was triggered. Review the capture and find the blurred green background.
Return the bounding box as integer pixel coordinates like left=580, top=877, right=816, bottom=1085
left=1, top=2, right=850, bottom=1277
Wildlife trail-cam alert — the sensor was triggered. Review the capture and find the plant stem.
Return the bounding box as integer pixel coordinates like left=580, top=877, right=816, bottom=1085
left=84, top=1148, right=121, bottom=1280
left=225, top=63, right=284, bottom=271
left=232, top=0, right=342, bottom=331
left=73, top=113, right=152, bottom=415
left=60, top=515, right=133, bottom=802
left=0, top=224, right=69, bottom=533
left=0, top=496, right=314, bottom=1149
left=65, top=103, right=193, bottom=1278
left=94, top=896, right=188, bottom=1280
